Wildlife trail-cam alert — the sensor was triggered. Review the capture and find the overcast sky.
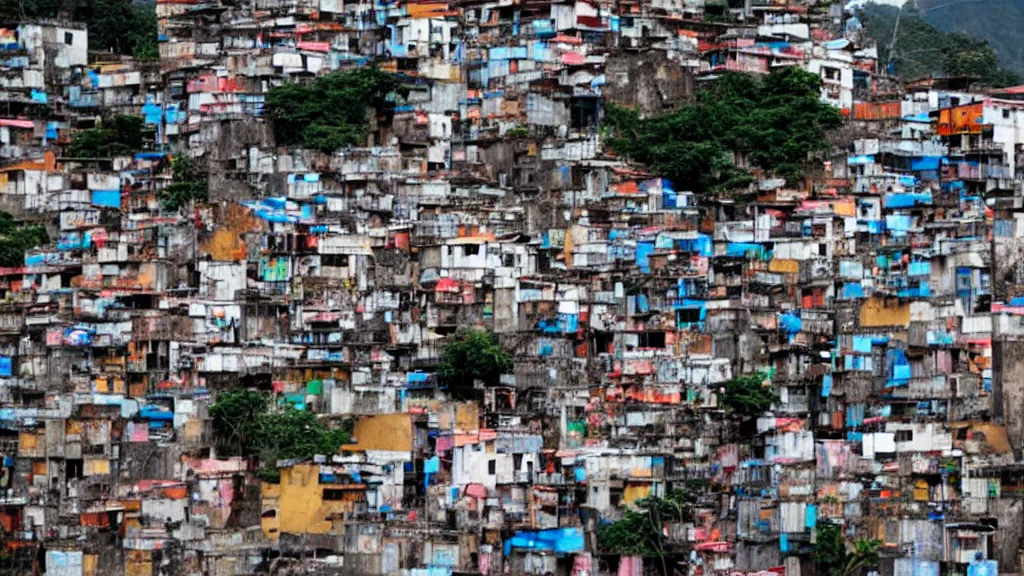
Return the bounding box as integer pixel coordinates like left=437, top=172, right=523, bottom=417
left=846, top=0, right=909, bottom=7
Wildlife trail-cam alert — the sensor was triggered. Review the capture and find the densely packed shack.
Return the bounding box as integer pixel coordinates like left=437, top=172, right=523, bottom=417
left=0, top=1, right=1023, bottom=576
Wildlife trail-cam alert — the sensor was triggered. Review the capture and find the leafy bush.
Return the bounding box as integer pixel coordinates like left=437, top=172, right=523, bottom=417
left=67, top=115, right=145, bottom=158
left=941, top=33, right=1021, bottom=87
left=209, top=389, right=268, bottom=457
left=0, top=212, right=49, bottom=267
left=209, top=388, right=351, bottom=475
left=815, top=523, right=881, bottom=576
left=598, top=490, right=694, bottom=558
left=256, top=410, right=351, bottom=464
left=438, top=329, right=512, bottom=400
left=506, top=126, right=530, bottom=138
left=718, top=373, right=775, bottom=418
left=264, top=67, right=406, bottom=153
left=162, top=156, right=208, bottom=211
left=603, top=67, right=843, bottom=191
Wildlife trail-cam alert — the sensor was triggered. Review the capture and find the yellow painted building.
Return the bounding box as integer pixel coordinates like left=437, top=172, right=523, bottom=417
left=859, top=297, right=910, bottom=328
left=261, top=464, right=367, bottom=539
left=262, top=413, right=414, bottom=539
left=345, top=413, right=414, bottom=452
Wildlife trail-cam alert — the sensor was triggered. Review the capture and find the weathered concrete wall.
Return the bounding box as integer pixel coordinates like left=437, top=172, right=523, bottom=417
left=120, top=442, right=183, bottom=483
left=993, top=340, right=1024, bottom=454
left=604, top=50, right=694, bottom=117
left=734, top=541, right=781, bottom=572
left=205, top=118, right=273, bottom=202
left=990, top=497, right=1024, bottom=573
left=991, top=235, right=1024, bottom=302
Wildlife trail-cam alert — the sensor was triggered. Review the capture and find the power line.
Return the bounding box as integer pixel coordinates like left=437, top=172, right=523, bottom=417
left=886, top=0, right=907, bottom=69
left=916, top=0, right=985, bottom=14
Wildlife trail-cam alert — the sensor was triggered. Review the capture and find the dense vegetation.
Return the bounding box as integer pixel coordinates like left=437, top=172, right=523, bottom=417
left=162, top=156, right=208, bottom=211
left=858, top=2, right=1020, bottom=86
left=598, top=486, right=700, bottom=563
left=264, top=67, right=405, bottom=153
left=66, top=115, right=145, bottom=158
left=603, top=67, right=843, bottom=192
left=814, top=523, right=881, bottom=576
left=0, top=212, right=48, bottom=267
left=209, top=389, right=351, bottom=480
left=718, top=373, right=776, bottom=418
left=916, top=0, right=1024, bottom=78
left=0, top=0, right=158, bottom=59
left=941, top=34, right=1021, bottom=88
left=438, top=329, right=512, bottom=400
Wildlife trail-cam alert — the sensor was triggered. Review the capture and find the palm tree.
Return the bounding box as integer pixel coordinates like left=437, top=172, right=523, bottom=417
left=814, top=523, right=881, bottom=576
left=842, top=538, right=882, bottom=576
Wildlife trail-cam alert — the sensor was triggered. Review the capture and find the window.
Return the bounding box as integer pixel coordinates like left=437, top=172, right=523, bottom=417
left=677, top=308, right=702, bottom=325
left=322, top=254, right=348, bottom=267
left=609, top=488, right=623, bottom=507
left=894, top=430, right=913, bottom=442
left=1004, top=109, right=1012, bottom=119
left=638, top=332, right=665, bottom=348
left=488, top=460, right=496, bottom=475
left=64, top=32, right=74, bottom=45
left=66, top=459, right=83, bottom=479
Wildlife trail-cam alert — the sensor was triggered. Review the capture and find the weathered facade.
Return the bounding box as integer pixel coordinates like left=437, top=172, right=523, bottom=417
left=0, top=2, right=1023, bottom=576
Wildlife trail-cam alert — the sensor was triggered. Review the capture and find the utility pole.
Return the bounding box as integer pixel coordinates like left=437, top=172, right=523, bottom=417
left=887, top=1, right=907, bottom=76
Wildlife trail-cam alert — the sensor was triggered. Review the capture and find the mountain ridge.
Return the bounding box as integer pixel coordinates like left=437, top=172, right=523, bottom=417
left=917, top=0, right=1024, bottom=77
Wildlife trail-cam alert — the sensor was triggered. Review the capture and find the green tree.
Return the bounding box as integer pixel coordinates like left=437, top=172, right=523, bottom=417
left=0, top=211, right=49, bottom=267
left=598, top=490, right=695, bottom=574
left=941, top=33, right=1021, bottom=87
left=438, top=329, right=512, bottom=400
left=162, top=156, right=208, bottom=211
left=67, top=115, right=145, bottom=158
left=856, top=4, right=1020, bottom=86
left=256, top=410, right=351, bottom=464
left=0, top=213, right=18, bottom=236
left=917, top=0, right=1024, bottom=79
left=718, top=373, right=776, bottom=418
left=603, top=67, right=841, bottom=191
left=208, top=389, right=352, bottom=480
left=845, top=538, right=882, bottom=576
left=264, top=67, right=406, bottom=153
left=857, top=3, right=949, bottom=80
left=209, top=389, right=267, bottom=458
left=0, top=0, right=157, bottom=58
left=599, top=508, right=657, bottom=556
left=815, top=523, right=881, bottom=576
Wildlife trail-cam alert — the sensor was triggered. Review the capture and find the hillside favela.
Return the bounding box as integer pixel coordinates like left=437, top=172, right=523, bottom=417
left=4, top=0, right=1024, bottom=575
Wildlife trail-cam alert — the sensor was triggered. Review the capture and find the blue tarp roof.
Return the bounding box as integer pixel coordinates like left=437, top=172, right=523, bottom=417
left=504, top=528, right=584, bottom=556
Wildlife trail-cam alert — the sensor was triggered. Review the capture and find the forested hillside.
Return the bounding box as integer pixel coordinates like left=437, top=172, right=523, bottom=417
left=857, top=1, right=1020, bottom=86
left=918, top=0, right=1024, bottom=78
